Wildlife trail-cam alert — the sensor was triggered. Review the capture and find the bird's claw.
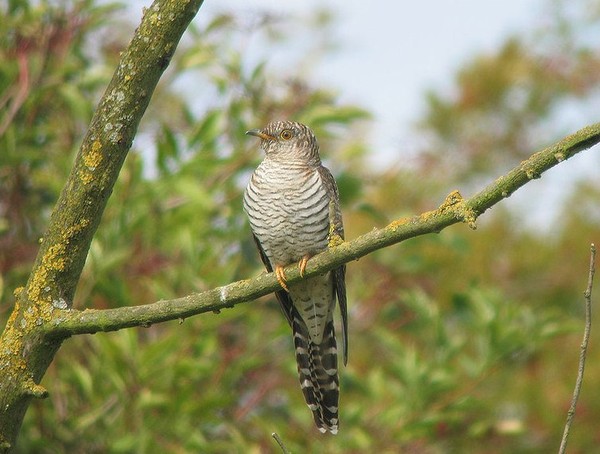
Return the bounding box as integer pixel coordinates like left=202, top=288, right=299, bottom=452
left=275, top=265, right=290, bottom=292
left=298, top=254, right=310, bottom=278
left=275, top=255, right=310, bottom=292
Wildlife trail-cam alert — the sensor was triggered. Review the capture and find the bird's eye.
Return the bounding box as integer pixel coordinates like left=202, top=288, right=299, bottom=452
left=280, top=129, right=293, bottom=140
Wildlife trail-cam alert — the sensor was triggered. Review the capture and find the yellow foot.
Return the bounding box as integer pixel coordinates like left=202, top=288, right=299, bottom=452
left=298, top=254, right=311, bottom=278
left=275, top=265, right=289, bottom=292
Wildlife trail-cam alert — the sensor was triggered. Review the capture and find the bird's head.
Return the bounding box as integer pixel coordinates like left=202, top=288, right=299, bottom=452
left=246, top=120, right=321, bottom=165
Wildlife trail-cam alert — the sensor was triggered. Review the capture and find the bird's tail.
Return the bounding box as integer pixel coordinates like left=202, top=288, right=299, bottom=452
left=292, top=312, right=339, bottom=434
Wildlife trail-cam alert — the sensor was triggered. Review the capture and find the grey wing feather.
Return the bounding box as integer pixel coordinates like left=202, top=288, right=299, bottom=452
left=317, top=166, right=348, bottom=365
left=333, top=264, right=348, bottom=366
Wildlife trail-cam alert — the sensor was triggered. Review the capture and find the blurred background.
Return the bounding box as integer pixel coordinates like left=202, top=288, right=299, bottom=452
left=1, top=0, right=600, bottom=452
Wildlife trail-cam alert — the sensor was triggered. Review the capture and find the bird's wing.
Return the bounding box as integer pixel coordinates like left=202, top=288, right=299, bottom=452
left=333, top=264, right=347, bottom=366
left=251, top=233, right=295, bottom=327
left=317, top=165, right=348, bottom=366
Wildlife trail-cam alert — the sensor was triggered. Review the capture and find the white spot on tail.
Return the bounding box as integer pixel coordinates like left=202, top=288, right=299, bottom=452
left=301, top=379, right=313, bottom=389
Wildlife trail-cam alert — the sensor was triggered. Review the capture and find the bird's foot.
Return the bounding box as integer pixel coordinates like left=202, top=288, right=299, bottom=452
left=275, top=265, right=290, bottom=292
left=298, top=254, right=311, bottom=278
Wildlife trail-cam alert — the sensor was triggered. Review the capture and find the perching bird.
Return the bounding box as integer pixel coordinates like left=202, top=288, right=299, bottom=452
left=243, top=120, right=347, bottom=434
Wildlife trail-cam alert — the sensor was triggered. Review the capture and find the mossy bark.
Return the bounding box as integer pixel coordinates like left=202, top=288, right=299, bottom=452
left=0, top=0, right=204, bottom=450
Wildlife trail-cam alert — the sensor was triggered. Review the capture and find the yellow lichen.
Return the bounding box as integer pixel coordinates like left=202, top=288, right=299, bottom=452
left=26, top=219, right=89, bottom=305
left=438, top=190, right=464, bottom=211
left=84, top=141, right=103, bottom=169
left=45, top=244, right=67, bottom=271
left=327, top=217, right=345, bottom=248
left=23, top=378, right=48, bottom=398
left=328, top=232, right=345, bottom=249
left=149, top=12, right=161, bottom=26
left=388, top=217, right=412, bottom=231
left=64, top=218, right=90, bottom=239
left=79, top=140, right=103, bottom=184
left=78, top=169, right=93, bottom=184
left=5, top=300, right=20, bottom=328
left=416, top=209, right=438, bottom=224
left=437, top=190, right=478, bottom=229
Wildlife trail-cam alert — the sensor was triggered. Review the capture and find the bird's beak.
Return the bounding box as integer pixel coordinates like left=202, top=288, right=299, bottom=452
left=246, top=129, right=275, bottom=141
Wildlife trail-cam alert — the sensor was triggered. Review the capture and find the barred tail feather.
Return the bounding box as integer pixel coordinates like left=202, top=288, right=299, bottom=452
left=293, top=313, right=339, bottom=434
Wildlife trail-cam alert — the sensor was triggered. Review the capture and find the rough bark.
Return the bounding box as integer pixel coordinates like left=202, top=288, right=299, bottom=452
left=0, top=0, right=204, bottom=450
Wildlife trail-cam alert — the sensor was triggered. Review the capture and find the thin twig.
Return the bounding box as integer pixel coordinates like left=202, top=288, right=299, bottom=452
left=0, top=50, right=30, bottom=137
left=272, top=432, right=291, bottom=454
left=558, top=243, right=596, bottom=454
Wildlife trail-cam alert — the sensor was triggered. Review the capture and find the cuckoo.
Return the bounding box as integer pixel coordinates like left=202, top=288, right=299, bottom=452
left=243, top=120, right=348, bottom=434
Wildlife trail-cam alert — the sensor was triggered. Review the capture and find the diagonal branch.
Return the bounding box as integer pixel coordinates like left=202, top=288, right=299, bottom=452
left=24, top=0, right=205, bottom=309
left=0, top=1, right=205, bottom=450
left=47, top=123, right=600, bottom=339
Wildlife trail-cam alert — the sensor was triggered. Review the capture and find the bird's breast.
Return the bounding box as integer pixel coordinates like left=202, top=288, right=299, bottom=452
left=244, top=161, right=331, bottom=266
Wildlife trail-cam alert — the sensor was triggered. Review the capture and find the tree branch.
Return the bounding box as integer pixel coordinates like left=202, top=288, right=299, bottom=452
left=25, top=0, right=204, bottom=311
left=0, top=1, right=204, bottom=450
left=272, top=432, right=292, bottom=454
left=46, top=123, right=600, bottom=339
left=559, top=243, right=596, bottom=454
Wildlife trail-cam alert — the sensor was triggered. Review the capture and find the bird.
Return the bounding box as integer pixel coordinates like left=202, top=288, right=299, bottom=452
left=243, top=120, right=348, bottom=434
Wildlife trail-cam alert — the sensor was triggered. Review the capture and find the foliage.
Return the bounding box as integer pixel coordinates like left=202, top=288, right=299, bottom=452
left=418, top=0, right=600, bottom=183
left=0, top=0, right=123, bottom=300
left=1, top=0, right=599, bottom=452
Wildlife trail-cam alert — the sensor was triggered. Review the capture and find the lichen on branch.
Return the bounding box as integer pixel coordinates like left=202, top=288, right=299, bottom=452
left=47, top=122, right=600, bottom=338
left=0, top=1, right=206, bottom=451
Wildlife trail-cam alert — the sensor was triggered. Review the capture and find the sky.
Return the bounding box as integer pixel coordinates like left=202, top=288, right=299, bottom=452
left=129, top=0, right=597, bottom=227
left=196, top=0, right=542, bottom=165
